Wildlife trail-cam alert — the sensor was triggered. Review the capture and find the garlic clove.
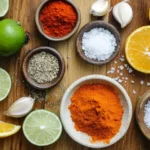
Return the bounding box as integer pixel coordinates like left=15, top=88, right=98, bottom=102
left=90, top=0, right=109, bottom=17
left=4, top=97, right=35, bottom=118
left=113, top=1, right=133, bottom=28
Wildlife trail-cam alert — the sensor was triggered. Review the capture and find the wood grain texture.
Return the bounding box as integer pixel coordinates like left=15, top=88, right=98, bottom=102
left=0, top=0, right=150, bottom=150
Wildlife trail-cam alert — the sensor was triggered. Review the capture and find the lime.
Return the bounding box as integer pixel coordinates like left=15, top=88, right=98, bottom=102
left=0, top=68, right=11, bottom=101
left=0, top=19, right=26, bottom=56
left=0, top=0, right=9, bottom=17
left=23, top=109, right=62, bottom=146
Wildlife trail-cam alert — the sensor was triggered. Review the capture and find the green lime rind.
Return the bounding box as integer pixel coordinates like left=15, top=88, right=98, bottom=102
left=0, top=0, right=9, bottom=17
left=23, top=109, right=62, bottom=146
left=0, top=68, right=11, bottom=101
left=0, top=19, right=26, bottom=56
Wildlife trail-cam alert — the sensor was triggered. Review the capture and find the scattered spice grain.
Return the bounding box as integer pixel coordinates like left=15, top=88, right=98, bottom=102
left=28, top=51, right=59, bottom=84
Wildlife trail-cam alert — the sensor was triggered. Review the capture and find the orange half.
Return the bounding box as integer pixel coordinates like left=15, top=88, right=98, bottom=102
left=125, top=26, right=150, bottom=73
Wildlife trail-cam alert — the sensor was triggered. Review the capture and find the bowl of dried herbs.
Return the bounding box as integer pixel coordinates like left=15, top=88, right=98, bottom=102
left=22, top=46, right=65, bottom=90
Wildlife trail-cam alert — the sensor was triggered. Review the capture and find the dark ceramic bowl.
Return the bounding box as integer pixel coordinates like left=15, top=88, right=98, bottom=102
left=35, top=0, right=81, bottom=41
left=76, top=21, right=120, bottom=65
left=22, top=47, right=65, bottom=90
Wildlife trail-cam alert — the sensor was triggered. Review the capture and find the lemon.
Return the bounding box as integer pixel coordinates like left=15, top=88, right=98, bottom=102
left=0, top=68, right=11, bottom=101
left=0, top=19, right=26, bottom=56
left=23, top=109, right=62, bottom=146
left=0, top=121, right=21, bottom=138
left=0, top=0, right=9, bottom=17
left=125, top=26, right=150, bottom=73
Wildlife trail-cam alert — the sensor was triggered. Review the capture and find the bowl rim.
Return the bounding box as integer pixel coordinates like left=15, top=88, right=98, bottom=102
left=35, top=0, right=81, bottom=41
left=60, top=75, right=132, bottom=148
left=76, top=21, right=120, bottom=65
left=22, top=46, right=65, bottom=90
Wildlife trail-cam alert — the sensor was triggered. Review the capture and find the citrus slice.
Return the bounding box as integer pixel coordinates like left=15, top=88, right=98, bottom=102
left=23, top=109, right=62, bottom=146
left=0, top=0, right=9, bottom=17
left=0, top=121, right=21, bottom=138
left=0, top=68, right=11, bottom=101
left=125, top=26, right=150, bottom=73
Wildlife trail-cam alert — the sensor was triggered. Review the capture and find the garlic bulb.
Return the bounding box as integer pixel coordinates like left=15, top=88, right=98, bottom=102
left=4, top=97, right=35, bottom=118
left=113, top=1, right=133, bottom=28
left=90, top=0, right=109, bottom=17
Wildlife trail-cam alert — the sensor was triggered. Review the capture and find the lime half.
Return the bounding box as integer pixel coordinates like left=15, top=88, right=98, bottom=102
left=0, top=0, right=9, bottom=17
left=23, top=109, right=62, bottom=146
left=0, top=68, right=11, bottom=101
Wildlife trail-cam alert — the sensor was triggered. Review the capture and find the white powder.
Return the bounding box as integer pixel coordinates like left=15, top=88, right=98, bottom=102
left=144, top=100, right=150, bottom=128
left=82, top=28, right=117, bottom=61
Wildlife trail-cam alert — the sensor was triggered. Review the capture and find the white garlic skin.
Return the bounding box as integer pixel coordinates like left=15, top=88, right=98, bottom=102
left=4, top=97, right=35, bottom=118
left=113, top=1, right=133, bottom=28
left=90, top=0, right=109, bottom=17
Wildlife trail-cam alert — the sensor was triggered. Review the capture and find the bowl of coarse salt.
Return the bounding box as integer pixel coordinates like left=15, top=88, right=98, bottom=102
left=76, top=21, right=120, bottom=65
left=60, top=75, right=132, bottom=148
left=136, top=90, right=150, bottom=140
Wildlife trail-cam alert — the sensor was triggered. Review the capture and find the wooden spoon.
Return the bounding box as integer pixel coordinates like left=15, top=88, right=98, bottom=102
left=136, top=90, right=150, bottom=140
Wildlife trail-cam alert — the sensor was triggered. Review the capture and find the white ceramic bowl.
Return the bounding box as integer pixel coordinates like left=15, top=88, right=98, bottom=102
left=60, top=75, right=132, bottom=148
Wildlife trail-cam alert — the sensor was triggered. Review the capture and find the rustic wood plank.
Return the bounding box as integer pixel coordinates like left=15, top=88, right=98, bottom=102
left=0, top=0, right=150, bottom=149
left=0, top=0, right=47, bottom=150
left=45, top=0, right=150, bottom=150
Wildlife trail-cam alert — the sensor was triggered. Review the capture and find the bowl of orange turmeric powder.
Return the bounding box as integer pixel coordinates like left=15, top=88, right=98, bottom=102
left=60, top=75, right=132, bottom=148
left=35, top=0, right=81, bottom=41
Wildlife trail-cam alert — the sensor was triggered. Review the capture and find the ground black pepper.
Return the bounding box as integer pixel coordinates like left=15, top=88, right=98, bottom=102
left=28, top=51, right=59, bottom=84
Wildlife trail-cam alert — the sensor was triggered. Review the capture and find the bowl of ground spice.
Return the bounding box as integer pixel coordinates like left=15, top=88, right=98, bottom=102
left=22, top=47, right=65, bottom=90
left=76, top=21, right=120, bottom=65
left=35, top=0, right=81, bottom=41
left=60, top=75, right=132, bottom=148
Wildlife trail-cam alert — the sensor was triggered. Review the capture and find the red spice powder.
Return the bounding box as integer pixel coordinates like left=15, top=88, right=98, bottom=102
left=40, top=0, right=77, bottom=37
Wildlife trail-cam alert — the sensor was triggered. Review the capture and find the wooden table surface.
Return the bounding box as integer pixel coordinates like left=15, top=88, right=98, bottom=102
left=0, top=0, right=150, bottom=150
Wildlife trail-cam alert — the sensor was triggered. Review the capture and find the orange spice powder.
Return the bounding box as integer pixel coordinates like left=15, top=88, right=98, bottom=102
left=69, top=84, right=124, bottom=143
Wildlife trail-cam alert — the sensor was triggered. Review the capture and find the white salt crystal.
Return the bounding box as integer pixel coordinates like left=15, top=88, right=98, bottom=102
left=140, top=80, right=144, bottom=85
left=82, top=28, right=117, bottom=61
left=113, top=77, right=119, bottom=81
left=129, top=68, right=133, bottom=73
left=119, top=65, right=124, bottom=70
left=114, top=61, right=117, bottom=64
left=118, top=79, right=123, bottom=83
left=144, top=100, right=150, bottom=128
left=147, top=82, right=150, bottom=86
left=117, top=70, right=120, bottom=73
left=124, top=64, right=128, bottom=67
left=120, top=73, right=123, bottom=76
left=120, top=58, right=125, bottom=62
left=111, top=67, right=115, bottom=71
left=125, top=77, right=128, bottom=80
left=131, top=80, right=134, bottom=84
left=133, top=90, right=136, bottom=94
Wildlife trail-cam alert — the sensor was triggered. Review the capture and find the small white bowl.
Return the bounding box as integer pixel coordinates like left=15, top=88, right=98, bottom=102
left=60, top=75, right=132, bottom=148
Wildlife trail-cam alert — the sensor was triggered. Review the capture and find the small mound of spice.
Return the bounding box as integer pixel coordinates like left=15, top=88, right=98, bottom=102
left=28, top=51, right=59, bottom=84
left=82, top=28, right=117, bottom=61
left=40, top=0, right=77, bottom=37
left=69, top=84, right=124, bottom=143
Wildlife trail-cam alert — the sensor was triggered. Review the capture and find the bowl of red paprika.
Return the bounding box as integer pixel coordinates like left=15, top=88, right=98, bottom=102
left=35, top=0, right=81, bottom=41
left=60, top=75, right=132, bottom=148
